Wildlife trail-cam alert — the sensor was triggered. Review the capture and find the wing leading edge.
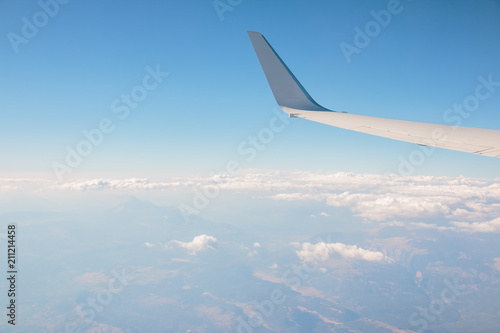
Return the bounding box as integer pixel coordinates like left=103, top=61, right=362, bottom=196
left=247, top=31, right=500, bottom=158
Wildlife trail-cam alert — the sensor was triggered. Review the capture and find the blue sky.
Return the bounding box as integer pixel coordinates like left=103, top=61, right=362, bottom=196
left=1, top=0, right=499, bottom=179
left=1, top=3, right=500, bottom=331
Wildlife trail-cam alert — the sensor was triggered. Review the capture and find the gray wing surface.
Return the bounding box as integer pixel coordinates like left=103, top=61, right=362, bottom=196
left=247, top=31, right=500, bottom=158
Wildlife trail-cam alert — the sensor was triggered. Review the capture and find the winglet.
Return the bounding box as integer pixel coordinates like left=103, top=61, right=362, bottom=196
left=247, top=31, right=330, bottom=112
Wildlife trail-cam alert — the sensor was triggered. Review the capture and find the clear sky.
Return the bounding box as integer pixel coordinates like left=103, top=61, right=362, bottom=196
left=1, top=0, right=499, bottom=180
left=1, top=3, right=500, bottom=331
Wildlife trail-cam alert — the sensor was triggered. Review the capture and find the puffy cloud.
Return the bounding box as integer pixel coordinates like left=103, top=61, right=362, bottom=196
left=171, top=234, right=217, bottom=254
left=253, top=242, right=261, bottom=248
left=296, top=242, right=385, bottom=262
left=262, top=170, right=500, bottom=229
left=451, top=217, right=500, bottom=233
left=493, top=258, right=500, bottom=271
left=325, top=192, right=452, bottom=221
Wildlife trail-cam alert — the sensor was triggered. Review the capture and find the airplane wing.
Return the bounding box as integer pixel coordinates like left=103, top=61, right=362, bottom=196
left=247, top=31, right=500, bottom=158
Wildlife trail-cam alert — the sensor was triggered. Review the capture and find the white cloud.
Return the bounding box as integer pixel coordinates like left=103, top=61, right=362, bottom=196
left=493, top=258, right=500, bottom=271
left=381, top=221, right=405, bottom=227
left=262, top=170, right=500, bottom=230
left=52, top=178, right=180, bottom=191
left=253, top=242, right=261, bottom=248
left=0, top=185, right=20, bottom=193
left=325, top=192, right=452, bottom=221
left=311, top=212, right=329, bottom=218
left=409, top=218, right=500, bottom=233
left=171, top=234, right=217, bottom=254
left=296, top=242, right=385, bottom=262
left=171, top=258, right=191, bottom=263
left=247, top=250, right=258, bottom=257
left=451, top=217, right=500, bottom=233
left=3, top=170, right=499, bottom=232
left=409, top=222, right=455, bottom=231
left=145, top=242, right=155, bottom=248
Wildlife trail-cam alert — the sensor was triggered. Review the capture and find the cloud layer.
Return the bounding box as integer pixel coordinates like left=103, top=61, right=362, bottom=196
left=2, top=170, right=499, bottom=232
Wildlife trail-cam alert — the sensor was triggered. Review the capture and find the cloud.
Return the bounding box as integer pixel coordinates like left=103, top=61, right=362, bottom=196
left=52, top=178, right=180, bottom=191
left=3, top=170, right=499, bottom=232
left=86, top=323, right=125, bottom=333
left=324, top=191, right=452, bottom=221
left=493, top=258, right=500, bottom=271
left=262, top=170, right=500, bottom=230
left=451, top=217, right=500, bottom=233
left=247, top=250, right=258, bottom=257
left=409, top=222, right=455, bottom=231
left=171, top=234, right=217, bottom=254
left=73, top=272, right=109, bottom=285
left=0, top=185, right=20, bottom=193
left=296, top=242, right=385, bottom=262
left=253, top=242, right=261, bottom=248
left=311, top=212, right=329, bottom=218
left=171, top=258, right=191, bottom=263
left=407, top=218, right=500, bottom=233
